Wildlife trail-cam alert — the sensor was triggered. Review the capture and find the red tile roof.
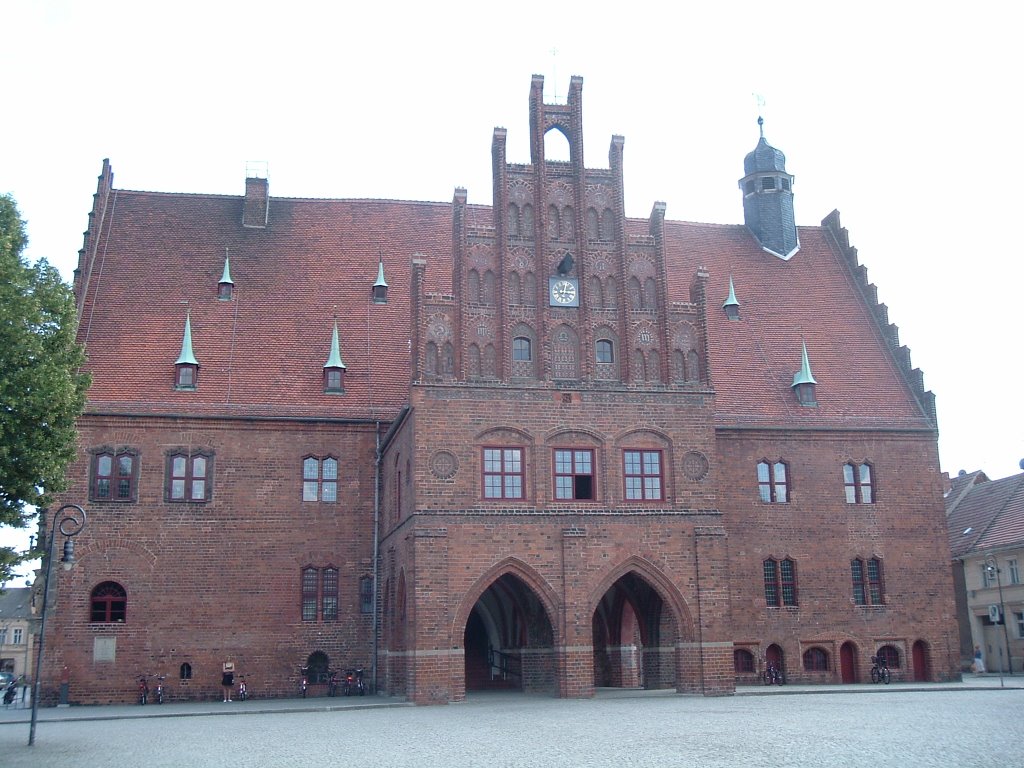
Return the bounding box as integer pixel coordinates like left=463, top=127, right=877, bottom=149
left=946, top=472, right=1024, bottom=557
left=76, top=181, right=933, bottom=431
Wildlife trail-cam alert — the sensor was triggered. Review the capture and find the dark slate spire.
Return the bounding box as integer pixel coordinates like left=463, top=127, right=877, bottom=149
left=739, top=118, right=799, bottom=260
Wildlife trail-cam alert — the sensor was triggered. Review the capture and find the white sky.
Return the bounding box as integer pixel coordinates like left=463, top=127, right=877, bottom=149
left=2, top=1, right=1022, bottom=575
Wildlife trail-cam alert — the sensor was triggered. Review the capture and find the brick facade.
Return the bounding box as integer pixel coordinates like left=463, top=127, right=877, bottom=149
left=41, top=76, right=959, bottom=706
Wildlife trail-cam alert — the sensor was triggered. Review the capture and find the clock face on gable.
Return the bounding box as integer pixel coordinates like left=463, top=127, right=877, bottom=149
left=548, top=277, right=580, bottom=307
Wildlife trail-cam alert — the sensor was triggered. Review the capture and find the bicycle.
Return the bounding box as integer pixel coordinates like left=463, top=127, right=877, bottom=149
left=327, top=670, right=339, bottom=697
left=762, top=663, right=784, bottom=685
left=237, top=674, right=248, bottom=701
left=299, top=667, right=309, bottom=698
left=870, top=656, right=891, bottom=684
left=137, top=674, right=150, bottom=705
left=154, top=675, right=166, bottom=704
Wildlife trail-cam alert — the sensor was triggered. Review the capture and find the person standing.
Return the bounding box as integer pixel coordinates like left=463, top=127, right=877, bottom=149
left=973, top=645, right=986, bottom=674
left=222, top=662, right=235, bottom=701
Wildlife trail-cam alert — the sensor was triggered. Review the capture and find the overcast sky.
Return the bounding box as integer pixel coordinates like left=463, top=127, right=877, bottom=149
left=2, top=2, right=1022, bottom=575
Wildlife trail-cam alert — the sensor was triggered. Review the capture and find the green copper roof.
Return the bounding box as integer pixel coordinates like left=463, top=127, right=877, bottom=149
left=373, top=257, right=388, bottom=288
left=324, top=320, right=346, bottom=369
left=219, top=253, right=234, bottom=285
left=722, top=275, right=739, bottom=308
left=174, top=312, right=199, bottom=366
left=791, top=340, right=817, bottom=387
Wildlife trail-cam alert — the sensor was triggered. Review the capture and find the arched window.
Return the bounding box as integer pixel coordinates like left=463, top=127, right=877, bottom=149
left=600, top=208, right=614, bottom=240
left=522, top=204, right=535, bottom=238
left=648, top=349, right=660, bottom=382
left=673, top=350, right=685, bottom=382
left=586, top=208, right=599, bottom=241
left=562, top=206, right=574, bottom=240
left=852, top=557, right=885, bottom=605
left=843, top=462, right=874, bottom=503
left=425, top=341, right=439, bottom=375
left=628, top=277, right=642, bottom=310
left=90, top=581, right=127, bottom=623
left=507, top=204, right=520, bottom=237
left=305, top=651, right=331, bottom=684
left=509, top=272, right=522, bottom=305
left=633, top=350, right=646, bottom=381
left=523, top=272, right=537, bottom=306
left=467, top=344, right=481, bottom=378
left=467, top=270, right=481, bottom=304
left=90, top=449, right=138, bottom=502
left=643, top=277, right=657, bottom=310
left=483, top=271, right=497, bottom=306
left=686, top=350, right=700, bottom=382
left=588, top=276, right=603, bottom=309
left=179, top=662, right=193, bottom=680
left=483, top=344, right=497, bottom=377
left=547, top=204, right=560, bottom=240
left=605, top=277, right=617, bottom=308
left=442, top=342, right=455, bottom=375
left=734, top=648, right=755, bottom=673
left=513, top=337, right=532, bottom=362
left=803, top=647, right=830, bottom=672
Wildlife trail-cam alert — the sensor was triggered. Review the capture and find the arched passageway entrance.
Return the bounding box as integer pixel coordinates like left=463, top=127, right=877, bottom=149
left=463, top=573, right=555, bottom=692
left=592, top=571, right=678, bottom=690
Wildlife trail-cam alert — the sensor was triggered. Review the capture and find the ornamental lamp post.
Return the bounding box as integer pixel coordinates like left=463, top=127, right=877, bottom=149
left=28, top=504, right=87, bottom=747
left=984, top=554, right=1013, bottom=689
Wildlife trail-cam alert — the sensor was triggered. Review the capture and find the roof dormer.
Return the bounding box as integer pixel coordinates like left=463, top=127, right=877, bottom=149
left=174, top=312, right=199, bottom=390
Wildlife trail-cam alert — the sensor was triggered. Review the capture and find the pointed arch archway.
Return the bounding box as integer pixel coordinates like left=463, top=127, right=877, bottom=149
left=588, top=556, right=694, bottom=692
left=453, top=558, right=561, bottom=696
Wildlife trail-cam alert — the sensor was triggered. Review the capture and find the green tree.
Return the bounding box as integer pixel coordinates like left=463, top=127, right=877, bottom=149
left=0, top=194, right=90, bottom=583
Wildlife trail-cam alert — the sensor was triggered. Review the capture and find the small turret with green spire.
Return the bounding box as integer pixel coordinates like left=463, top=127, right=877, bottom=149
left=791, top=340, right=817, bottom=406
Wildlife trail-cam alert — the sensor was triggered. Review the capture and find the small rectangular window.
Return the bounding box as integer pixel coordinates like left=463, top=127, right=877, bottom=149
left=360, top=576, right=374, bottom=614
left=91, top=450, right=138, bottom=502
left=168, top=452, right=211, bottom=502
left=624, top=450, right=663, bottom=501
left=761, top=177, right=776, bottom=191
left=758, top=461, right=788, bottom=503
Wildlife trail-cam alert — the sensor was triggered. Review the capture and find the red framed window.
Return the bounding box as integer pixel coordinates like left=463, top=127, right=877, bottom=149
left=302, top=457, right=338, bottom=502
left=757, top=460, right=789, bottom=503
left=803, top=647, right=829, bottom=671
left=90, top=581, right=127, bottom=623
left=624, top=450, right=663, bottom=501
left=764, top=557, right=798, bottom=607
left=843, top=462, right=874, bottom=503
left=852, top=557, right=885, bottom=605
left=554, top=449, right=595, bottom=500
left=167, top=452, right=212, bottom=501
left=302, top=566, right=339, bottom=622
left=483, top=448, right=524, bottom=499
left=91, top=450, right=138, bottom=502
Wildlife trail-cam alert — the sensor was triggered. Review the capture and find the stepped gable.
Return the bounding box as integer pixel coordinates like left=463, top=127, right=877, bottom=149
left=821, top=210, right=937, bottom=424
left=658, top=217, right=932, bottom=429
left=77, top=178, right=452, bottom=419
left=947, top=471, right=1024, bottom=557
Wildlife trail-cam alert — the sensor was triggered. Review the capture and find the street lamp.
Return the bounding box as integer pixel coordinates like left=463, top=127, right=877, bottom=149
left=984, top=554, right=1013, bottom=688
left=28, top=504, right=87, bottom=747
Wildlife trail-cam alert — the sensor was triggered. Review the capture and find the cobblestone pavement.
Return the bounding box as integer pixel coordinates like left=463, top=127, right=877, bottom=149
left=1, top=681, right=1021, bottom=767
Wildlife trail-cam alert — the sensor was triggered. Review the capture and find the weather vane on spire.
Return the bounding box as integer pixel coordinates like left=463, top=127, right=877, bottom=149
left=752, top=93, right=766, bottom=137
left=550, top=47, right=559, bottom=100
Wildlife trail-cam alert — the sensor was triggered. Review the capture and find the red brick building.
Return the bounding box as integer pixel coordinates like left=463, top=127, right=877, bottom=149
left=42, top=76, right=959, bottom=705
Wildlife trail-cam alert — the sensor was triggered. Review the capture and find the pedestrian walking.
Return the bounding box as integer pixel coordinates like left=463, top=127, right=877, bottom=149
left=222, top=662, right=235, bottom=701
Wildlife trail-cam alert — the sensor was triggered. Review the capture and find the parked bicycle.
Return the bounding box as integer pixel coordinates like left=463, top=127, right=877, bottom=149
left=299, top=667, right=309, bottom=698
left=154, top=674, right=166, bottom=704
left=762, top=662, right=784, bottom=685
left=327, top=669, right=340, bottom=697
left=237, top=674, right=248, bottom=701
left=870, top=655, right=891, bottom=684
left=137, top=674, right=150, bottom=705
left=343, top=668, right=366, bottom=696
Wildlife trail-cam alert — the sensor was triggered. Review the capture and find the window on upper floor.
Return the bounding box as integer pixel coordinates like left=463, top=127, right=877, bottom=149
left=1008, top=558, right=1020, bottom=585
left=803, top=647, right=829, bottom=672
left=360, top=575, right=374, bottom=614
left=301, top=566, right=338, bottom=622
left=90, top=581, right=127, bottom=623
left=623, top=450, right=663, bottom=502
left=554, top=449, right=595, bottom=501
left=764, top=558, right=798, bottom=607
left=852, top=557, right=885, bottom=605
left=596, top=339, right=614, bottom=364
left=757, top=460, right=788, bottom=503
left=167, top=451, right=212, bottom=502
left=1015, top=612, right=1024, bottom=639
left=13, top=628, right=23, bottom=644
left=981, top=563, right=995, bottom=589
left=843, top=462, right=874, bottom=503
left=513, top=336, right=532, bottom=362
left=90, top=449, right=139, bottom=502
left=302, top=457, right=338, bottom=502
left=483, top=447, right=524, bottom=500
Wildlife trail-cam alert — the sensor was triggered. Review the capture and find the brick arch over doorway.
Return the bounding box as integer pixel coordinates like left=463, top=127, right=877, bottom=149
left=452, top=558, right=562, bottom=700
left=588, top=556, right=696, bottom=693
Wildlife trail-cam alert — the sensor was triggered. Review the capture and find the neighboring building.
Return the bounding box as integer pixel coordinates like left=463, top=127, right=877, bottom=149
left=0, top=588, right=33, bottom=681
left=41, top=76, right=958, bottom=705
left=946, top=469, right=1024, bottom=674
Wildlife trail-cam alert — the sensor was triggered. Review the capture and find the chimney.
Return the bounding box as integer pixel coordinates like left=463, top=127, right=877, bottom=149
left=243, top=162, right=269, bottom=228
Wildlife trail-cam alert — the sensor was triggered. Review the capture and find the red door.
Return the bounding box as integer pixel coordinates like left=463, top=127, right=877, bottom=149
left=912, top=641, right=929, bottom=682
left=840, top=642, right=857, bottom=683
